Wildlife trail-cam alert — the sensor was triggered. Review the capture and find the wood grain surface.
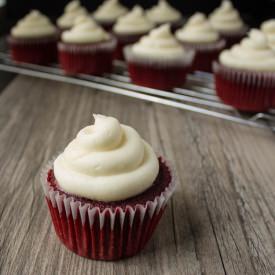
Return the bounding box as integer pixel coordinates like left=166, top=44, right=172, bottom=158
left=0, top=76, right=274, bottom=275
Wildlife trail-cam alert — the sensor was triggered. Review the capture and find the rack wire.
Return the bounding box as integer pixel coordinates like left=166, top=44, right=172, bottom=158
left=0, top=51, right=274, bottom=132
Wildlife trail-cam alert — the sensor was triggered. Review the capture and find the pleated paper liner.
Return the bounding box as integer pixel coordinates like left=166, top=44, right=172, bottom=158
left=41, top=157, right=176, bottom=261
left=213, top=62, right=275, bottom=112
left=58, top=37, right=117, bottom=75
left=124, top=45, right=195, bottom=90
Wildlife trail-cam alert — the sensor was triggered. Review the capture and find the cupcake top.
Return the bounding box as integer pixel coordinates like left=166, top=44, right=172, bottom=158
left=219, top=29, right=275, bottom=71
left=209, top=0, right=245, bottom=33
left=176, top=13, right=219, bottom=43
left=57, top=0, right=88, bottom=29
left=146, top=0, right=182, bottom=25
left=113, top=5, right=155, bottom=35
left=132, top=24, right=185, bottom=60
left=93, top=0, right=128, bottom=22
left=261, top=19, right=275, bottom=49
left=62, top=17, right=110, bottom=44
left=11, top=10, right=56, bottom=38
left=54, top=114, right=159, bottom=202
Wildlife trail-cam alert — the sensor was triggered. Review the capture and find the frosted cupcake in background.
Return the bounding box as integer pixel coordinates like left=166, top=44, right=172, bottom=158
left=9, top=10, right=58, bottom=64
left=41, top=114, right=176, bottom=260
left=213, top=29, right=275, bottom=112
left=124, top=24, right=194, bottom=90
left=209, top=0, right=248, bottom=48
left=93, top=0, right=128, bottom=31
left=146, top=0, right=182, bottom=31
left=112, top=6, right=155, bottom=60
left=57, top=0, right=88, bottom=31
left=176, top=13, right=225, bottom=72
left=261, top=19, right=275, bottom=50
left=58, top=16, right=116, bottom=75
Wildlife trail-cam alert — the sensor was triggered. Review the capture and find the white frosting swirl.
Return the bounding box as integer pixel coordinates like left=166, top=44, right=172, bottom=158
left=132, top=24, right=185, bottom=59
left=62, top=18, right=110, bottom=43
left=219, top=29, right=275, bottom=71
left=57, top=0, right=88, bottom=29
left=54, top=115, right=159, bottom=202
left=11, top=10, right=56, bottom=38
left=209, top=0, right=245, bottom=32
left=113, top=6, right=154, bottom=35
left=261, top=19, right=275, bottom=50
left=93, top=0, right=128, bottom=22
left=176, top=13, right=219, bottom=43
left=146, top=0, right=182, bottom=24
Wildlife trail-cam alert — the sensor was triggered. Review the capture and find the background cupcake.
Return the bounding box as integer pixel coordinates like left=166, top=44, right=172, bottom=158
left=58, top=17, right=116, bottom=75
left=57, top=0, right=88, bottom=31
left=209, top=0, right=248, bottom=48
left=146, top=0, right=182, bottom=31
left=9, top=10, right=58, bottom=64
left=93, top=0, right=128, bottom=31
left=261, top=19, right=275, bottom=50
left=112, top=5, right=155, bottom=60
left=213, top=29, right=275, bottom=112
left=124, top=24, right=194, bottom=90
left=176, top=13, right=225, bottom=72
left=42, top=114, right=176, bottom=260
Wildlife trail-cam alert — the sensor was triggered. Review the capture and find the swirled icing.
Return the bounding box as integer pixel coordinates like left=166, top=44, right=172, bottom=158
left=261, top=19, right=275, bottom=49
left=176, top=13, right=219, bottom=43
left=219, top=29, right=275, bottom=71
left=11, top=10, right=56, bottom=38
left=146, top=0, right=182, bottom=24
left=209, top=0, right=245, bottom=32
left=113, top=5, right=154, bottom=34
left=54, top=114, right=159, bottom=202
left=132, top=24, right=185, bottom=59
left=57, top=0, right=88, bottom=29
left=93, top=0, right=128, bottom=22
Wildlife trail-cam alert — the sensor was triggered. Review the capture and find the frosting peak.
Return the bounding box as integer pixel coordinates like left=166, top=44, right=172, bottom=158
left=146, top=0, right=182, bottom=24
left=113, top=5, right=154, bottom=34
left=219, top=29, right=275, bottom=71
left=11, top=10, right=56, bottom=38
left=261, top=19, right=275, bottom=49
left=176, top=13, right=219, bottom=43
left=54, top=114, right=159, bottom=202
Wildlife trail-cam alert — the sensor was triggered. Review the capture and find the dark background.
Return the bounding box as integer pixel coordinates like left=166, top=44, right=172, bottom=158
left=2, top=0, right=275, bottom=32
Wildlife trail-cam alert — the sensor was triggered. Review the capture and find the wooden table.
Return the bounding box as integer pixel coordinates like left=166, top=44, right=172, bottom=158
left=0, top=75, right=274, bottom=275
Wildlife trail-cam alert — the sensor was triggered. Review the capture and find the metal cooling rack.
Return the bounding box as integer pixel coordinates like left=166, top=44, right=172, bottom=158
left=0, top=51, right=274, bottom=132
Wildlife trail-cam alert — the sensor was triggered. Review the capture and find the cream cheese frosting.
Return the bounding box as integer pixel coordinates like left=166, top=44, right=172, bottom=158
left=62, top=18, right=110, bottom=43
left=209, top=0, right=245, bottom=33
left=176, top=13, right=219, bottom=43
left=219, top=29, right=275, bottom=71
left=54, top=114, right=159, bottom=202
left=57, top=0, right=88, bottom=29
left=261, top=19, right=275, bottom=49
left=113, top=5, right=154, bottom=35
left=93, top=0, right=128, bottom=22
left=132, top=24, right=185, bottom=60
left=11, top=10, right=56, bottom=38
left=146, top=0, right=182, bottom=24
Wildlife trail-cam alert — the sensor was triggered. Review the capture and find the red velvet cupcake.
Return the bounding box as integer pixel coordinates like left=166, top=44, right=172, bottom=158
left=176, top=13, right=225, bottom=73
left=8, top=10, right=58, bottom=65
left=58, top=18, right=116, bottom=75
left=213, top=29, right=275, bottom=112
left=124, top=24, right=194, bottom=90
left=41, top=114, right=176, bottom=261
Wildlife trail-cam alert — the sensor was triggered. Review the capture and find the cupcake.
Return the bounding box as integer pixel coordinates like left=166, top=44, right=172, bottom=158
left=213, top=29, right=275, bottom=112
left=8, top=10, right=58, bottom=64
left=93, top=0, right=128, bottom=31
left=41, top=114, right=176, bottom=260
left=261, top=19, right=275, bottom=50
left=209, top=0, right=248, bottom=48
left=58, top=17, right=116, bottom=75
left=112, top=6, right=155, bottom=60
left=57, top=0, right=88, bottom=31
left=146, top=0, right=182, bottom=31
left=124, top=24, right=194, bottom=90
left=175, top=13, right=225, bottom=72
